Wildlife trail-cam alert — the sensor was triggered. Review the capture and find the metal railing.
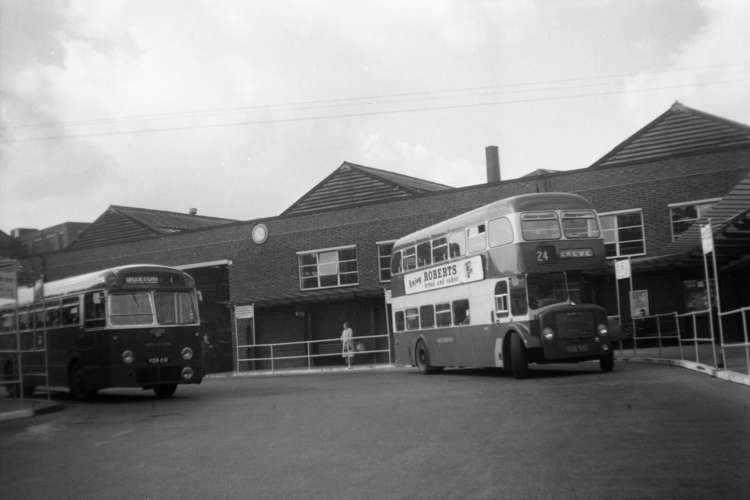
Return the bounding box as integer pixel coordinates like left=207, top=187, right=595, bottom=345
left=1, top=328, right=50, bottom=402
left=236, top=333, right=392, bottom=373
left=719, top=305, right=750, bottom=376
left=624, top=306, right=750, bottom=377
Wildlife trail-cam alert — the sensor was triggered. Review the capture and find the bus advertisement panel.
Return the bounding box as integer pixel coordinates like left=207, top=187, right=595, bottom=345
left=389, top=192, right=622, bottom=378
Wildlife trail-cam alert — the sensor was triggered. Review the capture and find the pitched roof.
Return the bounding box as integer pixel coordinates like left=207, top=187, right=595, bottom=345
left=590, top=102, right=750, bottom=169
left=282, top=161, right=452, bottom=216
left=68, top=206, right=237, bottom=250
left=522, top=168, right=560, bottom=177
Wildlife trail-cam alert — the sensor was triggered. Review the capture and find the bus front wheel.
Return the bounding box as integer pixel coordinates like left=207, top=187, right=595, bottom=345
left=153, top=384, right=177, bottom=398
left=415, top=340, right=442, bottom=375
left=510, top=333, right=529, bottom=379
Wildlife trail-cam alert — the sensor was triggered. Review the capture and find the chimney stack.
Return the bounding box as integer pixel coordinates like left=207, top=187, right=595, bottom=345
left=189, top=208, right=197, bottom=216
left=485, top=145, right=501, bottom=183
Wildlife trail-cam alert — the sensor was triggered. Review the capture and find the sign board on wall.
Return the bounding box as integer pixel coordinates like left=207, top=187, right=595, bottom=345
left=235, top=304, right=254, bottom=319
left=615, top=259, right=631, bottom=280
left=404, top=255, right=484, bottom=295
left=630, top=290, right=649, bottom=317
left=700, top=223, right=714, bottom=255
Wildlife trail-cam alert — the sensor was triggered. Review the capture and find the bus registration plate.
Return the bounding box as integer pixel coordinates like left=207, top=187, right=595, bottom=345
left=148, top=356, right=169, bottom=364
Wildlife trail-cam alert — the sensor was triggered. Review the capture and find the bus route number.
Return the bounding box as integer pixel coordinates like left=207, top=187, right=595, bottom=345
left=536, top=246, right=557, bottom=263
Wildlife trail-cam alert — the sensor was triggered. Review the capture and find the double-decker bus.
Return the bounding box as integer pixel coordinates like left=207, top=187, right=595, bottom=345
left=0, top=264, right=204, bottom=398
left=389, top=192, right=621, bottom=378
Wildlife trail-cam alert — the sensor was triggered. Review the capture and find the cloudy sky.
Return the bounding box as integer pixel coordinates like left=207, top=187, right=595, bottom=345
left=1, top=0, right=748, bottom=233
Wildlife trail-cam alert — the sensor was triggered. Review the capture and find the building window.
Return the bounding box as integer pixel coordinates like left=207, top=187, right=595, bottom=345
left=669, top=198, right=720, bottom=241
left=377, top=241, right=394, bottom=282
left=599, top=210, right=646, bottom=258
left=298, top=245, right=358, bottom=290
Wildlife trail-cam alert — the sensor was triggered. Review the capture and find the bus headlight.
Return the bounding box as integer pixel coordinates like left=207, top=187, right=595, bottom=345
left=597, top=324, right=608, bottom=335
left=181, top=347, right=194, bottom=360
left=182, top=367, right=194, bottom=380
left=542, top=327, right=555, bottom=340
left=122, top=350, right=135, bottom=364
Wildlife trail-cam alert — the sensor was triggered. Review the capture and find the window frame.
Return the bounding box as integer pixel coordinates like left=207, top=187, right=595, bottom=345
left=377, top=241, right=395, bottom=283
left=598, top=208, right=646, bottom=259
left=669, top=198, right=721, bottom=242
left=297, top=245, right=359, bottom=290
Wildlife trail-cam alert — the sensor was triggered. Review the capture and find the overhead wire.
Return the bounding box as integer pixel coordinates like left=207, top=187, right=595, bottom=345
left=2, top=65, right=748, bottom=144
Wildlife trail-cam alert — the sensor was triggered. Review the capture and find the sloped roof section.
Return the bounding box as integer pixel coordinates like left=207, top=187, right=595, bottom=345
left=662, top=170, right=750, bottom=259
left=591, top=102, right=750, bottom=169
left=68, top=206, right=237, bottom=250
left=282, top=162, right=452, bottom=216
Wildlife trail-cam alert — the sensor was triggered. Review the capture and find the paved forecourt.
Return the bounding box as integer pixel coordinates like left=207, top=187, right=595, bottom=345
left=1, top=361, right=748, bottom=499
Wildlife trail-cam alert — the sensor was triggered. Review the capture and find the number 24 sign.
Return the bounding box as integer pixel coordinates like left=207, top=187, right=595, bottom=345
left=536, top=245, right=556, bottom=263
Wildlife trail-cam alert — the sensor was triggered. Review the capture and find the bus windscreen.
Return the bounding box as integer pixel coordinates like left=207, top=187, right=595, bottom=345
left=110, top=292, right=153, bottom=325
left=155, top=291, right=198, bottom=325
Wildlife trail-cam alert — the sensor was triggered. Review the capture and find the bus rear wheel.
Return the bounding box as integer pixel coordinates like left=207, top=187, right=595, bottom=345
left=510, top=333, right=529, bottom=379
left=600, top=351, right=615, bottom=372
left=415, top=340, right=442, bottom=375
left=153, top=384, right=177, bottom=398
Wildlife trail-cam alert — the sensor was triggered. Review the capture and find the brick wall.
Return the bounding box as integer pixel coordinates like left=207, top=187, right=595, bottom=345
left=24, top=147, right=750, bottom=309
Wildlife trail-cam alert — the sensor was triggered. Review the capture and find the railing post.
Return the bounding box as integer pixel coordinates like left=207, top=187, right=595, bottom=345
left=307, top=341, right=311, bottom=370
left=672, top=312, right=684, bottom=361
left=742, top=309, right=750, bottom=375
left=270, top=345, right=274, bottom=372
left=656, top=315, right=662, bottom=358
left=693, top=313, right=699, bottom=363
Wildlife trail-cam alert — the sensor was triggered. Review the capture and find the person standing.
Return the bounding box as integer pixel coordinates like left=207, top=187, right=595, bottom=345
left=341, top=322, right=354, bottom=368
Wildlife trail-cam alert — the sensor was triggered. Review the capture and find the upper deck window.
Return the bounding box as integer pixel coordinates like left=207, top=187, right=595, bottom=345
left=448, top=230, right=465, bottom=258
left=432, top=237, right=448, bottom=263
left=561, top=210, right=600, bottom=238
left=417, top=241, right=432, bottom=267
left=521, top=212, right=561, bottom=241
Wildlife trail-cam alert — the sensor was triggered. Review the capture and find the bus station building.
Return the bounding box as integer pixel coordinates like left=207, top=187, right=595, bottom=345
left=5, top=101, right=750, bottom=372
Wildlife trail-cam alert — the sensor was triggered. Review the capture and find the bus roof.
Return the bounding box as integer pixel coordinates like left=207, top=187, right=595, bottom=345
left=0, top=264, right=189, bottom=309
left=393, top=192, right=594, bottom=248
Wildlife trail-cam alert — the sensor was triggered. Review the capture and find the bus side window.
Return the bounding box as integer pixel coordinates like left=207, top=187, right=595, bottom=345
left=495, top=281, right=509, bottom=318
left=391, top=251, right=402, bottom=275
left=403, top=247, right=417, bottom=271
left=46, top=305, right=61, bottom=327
left=510, top=276, right=528, bottom=316
left=405, top=308, right=420, bottom=330
left=419, top=305, right=435, bottom=328
left=34, top=309, right=45, bottom=329
left=417, top=242, right=431, bottom=268
left=394, top=311, right=405, bottom=332
left=18, top=310, right=29, bottom=330
left=1, top=313, right=13, bottom=332
left=62, top=298, right=81, bottom=326
left=452, top=299, right=470, bottom=325
left=435, top=303, right=451, bottom=327
left=489, top=217, right=514, bottom=247
left=84, top=292, right=106, bottom=328
left=448, top=230, right=465, bottom=258
left=432, top=237, right=448, bottom=263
